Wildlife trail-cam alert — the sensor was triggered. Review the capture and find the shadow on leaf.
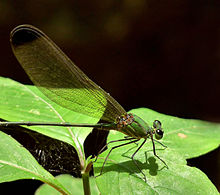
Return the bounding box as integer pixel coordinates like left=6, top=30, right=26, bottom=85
left=95, top=152, right=167, bottom=180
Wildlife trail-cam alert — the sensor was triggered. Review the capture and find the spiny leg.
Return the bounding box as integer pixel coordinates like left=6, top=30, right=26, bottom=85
left=150, top=135, right=168, bottom=168
left=131, top=139, right=147, bottom=181
left=124, top=135, right=139, bottom=146
left=95, top=139, right=139, bottom=177
left=94, top=137, right=136, bottom=162
left=153, top=139, right=167, bottom=148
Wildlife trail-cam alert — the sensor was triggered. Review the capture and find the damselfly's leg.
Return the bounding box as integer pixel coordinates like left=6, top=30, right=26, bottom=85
left=153, top=139, right=167, bottom=148
left=150, top=135, right=168, bottom=168
left=94, top=137, right=136, bottom=162
left=95, top=139, right=139, bottom=177
left=131, top=139, right=147, bottom=181
left=124, top=135, right=139, bottom=146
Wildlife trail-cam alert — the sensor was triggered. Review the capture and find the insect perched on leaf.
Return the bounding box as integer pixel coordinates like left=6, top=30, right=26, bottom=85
left=0, top=25, right=167, bottom=180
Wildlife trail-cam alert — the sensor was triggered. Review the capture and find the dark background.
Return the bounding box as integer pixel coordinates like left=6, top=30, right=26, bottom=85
left=0, top=0, right=219, bottom=193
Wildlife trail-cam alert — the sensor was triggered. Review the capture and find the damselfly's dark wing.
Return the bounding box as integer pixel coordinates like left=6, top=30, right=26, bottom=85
left=10, top=25, right=126, bottom=122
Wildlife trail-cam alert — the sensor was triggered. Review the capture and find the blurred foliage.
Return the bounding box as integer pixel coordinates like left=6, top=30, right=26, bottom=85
left=1, top=1, right=220, bottom=121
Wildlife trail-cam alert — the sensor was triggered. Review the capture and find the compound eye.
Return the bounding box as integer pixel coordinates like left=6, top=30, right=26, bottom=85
left=155, top=129, right=163, bottom=140
left=153, top=120, right=162, bottom=129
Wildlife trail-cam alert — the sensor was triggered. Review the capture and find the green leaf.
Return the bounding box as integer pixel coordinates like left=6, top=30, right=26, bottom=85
left=0, top=77, right=100, bottom=165
left=132, top=108, right=220, bottom=159
left=94, top=108, right=220, bottom=195
left=0, top=131, right=70, bottom=195
left=35, top=174, right=99, bottom=195
left=0, top=77, right=219, bottom=194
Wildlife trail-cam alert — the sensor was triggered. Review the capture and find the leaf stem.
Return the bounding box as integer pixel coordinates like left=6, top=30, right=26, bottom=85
left=82, top=172, right=91, bottom=195
left=81, top=160, right=93, bottom=195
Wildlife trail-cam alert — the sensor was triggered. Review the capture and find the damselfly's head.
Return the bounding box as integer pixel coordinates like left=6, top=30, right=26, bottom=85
left=153, top=120, right=164, bottom=140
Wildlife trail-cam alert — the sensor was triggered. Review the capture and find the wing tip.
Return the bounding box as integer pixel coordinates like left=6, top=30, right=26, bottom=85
left=10, top=24, right=42, bottom=47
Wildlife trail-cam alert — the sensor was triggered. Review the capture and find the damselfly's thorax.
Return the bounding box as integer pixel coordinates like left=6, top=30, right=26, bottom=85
left=115, top=113, right=149, bottom=139
left=116, top=113, right=134, bottom=129
left=115, top=113, right=164, bottom=140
